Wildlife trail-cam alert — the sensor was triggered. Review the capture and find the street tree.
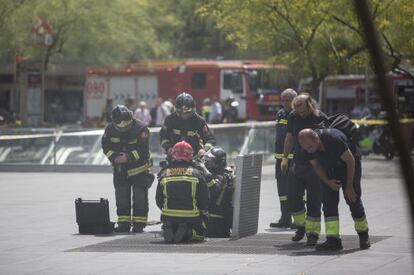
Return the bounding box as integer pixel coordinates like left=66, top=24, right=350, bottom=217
left=200, top=0, right=414, bottom=91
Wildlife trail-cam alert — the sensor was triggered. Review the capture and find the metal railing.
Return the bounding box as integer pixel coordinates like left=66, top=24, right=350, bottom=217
left=0, top=121, right=276, bottom=167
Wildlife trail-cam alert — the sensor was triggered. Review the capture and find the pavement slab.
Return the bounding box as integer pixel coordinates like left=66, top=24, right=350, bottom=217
left=0, top=156, right=412, bottom=274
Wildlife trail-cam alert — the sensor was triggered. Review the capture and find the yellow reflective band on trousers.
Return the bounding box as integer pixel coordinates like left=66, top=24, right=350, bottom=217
left=131, top=150, right=140, bottom=160
left=276, top=119, right=288, bottom=125
left=279, top=195, right=287, bottom=202
left=190, top=229, right=204, bottom=241
left=161, top=176, right=199, bottom=217
left=292, top=210, right=306, bottom=226
left=273, top=153, right=293, bottom=159
left=325, top=217, right=340, bottom=237
left=127, top=163, right=149, bottom=177
left=117, top=215, right=131, bottom=223
left=354, top=216, right=369, bottom=232
left=162, top=208, right=200, bottom=217
left=210, top=213, right=225, bottom=219
left=132, top=216, right=147, bottom=224
left=106, top=150, right=115, bottom=158
left=306, top=216, right=321, bottom=234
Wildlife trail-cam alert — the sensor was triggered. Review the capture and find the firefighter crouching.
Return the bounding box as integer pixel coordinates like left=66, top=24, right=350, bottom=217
left=202, top=147, right=235, bottom=238
left=156, top=141, right=209, bottom=243
left=102, top=105, right=154, bottom=233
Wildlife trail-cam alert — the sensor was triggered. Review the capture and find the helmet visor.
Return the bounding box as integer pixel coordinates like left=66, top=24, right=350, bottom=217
left=177, top=106, right=195, bottom=120
left=202, top=151, right=217, bottom=171
left=114, top=119, right=132, bottom=131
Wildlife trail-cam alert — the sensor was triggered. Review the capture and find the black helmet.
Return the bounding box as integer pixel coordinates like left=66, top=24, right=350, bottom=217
left=111, top=105, right=133, bottom=131
left=203, top=146, right=227, bottom=172
left=176, top=92, right=196, bottom=120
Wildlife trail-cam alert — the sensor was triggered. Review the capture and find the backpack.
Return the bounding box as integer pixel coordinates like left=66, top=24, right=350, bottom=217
left=318, top=114, right=361, bottom=143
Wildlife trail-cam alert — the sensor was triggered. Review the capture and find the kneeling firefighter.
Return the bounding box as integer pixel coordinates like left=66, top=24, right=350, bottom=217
left=102, top=105, right=154, bottom=233
left=202, top=147, right=235, bottom=238
left=156, top=141, right=209, bottom=243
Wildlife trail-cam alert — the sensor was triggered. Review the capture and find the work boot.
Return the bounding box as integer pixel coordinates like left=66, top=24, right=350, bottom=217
left=306, top=233, right=319, bottom=246
left=291, top=226, right=305, bottom=242
left=114, top=222, right=131, bottom=233
left=162, top=222, right=174, bottom=243
left=358, top=230, right=371, bottom=250
left=269, top=215, right=292, bottom=228
left=174, top=223, right=189, bottom=243
left=315, top=237, right=343, bottom=251
left=132, top=223, right=145, bottom=233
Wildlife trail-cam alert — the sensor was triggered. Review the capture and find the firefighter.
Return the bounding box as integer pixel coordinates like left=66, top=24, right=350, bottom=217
left=270, top=88, right=297, bottom=228
left=101, top=105, right=153, bottom=233
left=159, top=92, right=216, bottom=159
left=281, top=93, right=327, bottom=246
left=202, top=146, right=235, bottom=238
left=156, top=141, right=209, bottom=243
left=299, top=128, right=370, bottom=251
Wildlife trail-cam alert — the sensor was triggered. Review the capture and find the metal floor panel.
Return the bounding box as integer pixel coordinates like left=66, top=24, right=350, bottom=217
left=68, top=232, right=390, bottom=255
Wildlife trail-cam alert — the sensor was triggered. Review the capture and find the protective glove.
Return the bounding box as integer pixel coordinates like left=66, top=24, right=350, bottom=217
left=281, top=157, right=289, bottom=174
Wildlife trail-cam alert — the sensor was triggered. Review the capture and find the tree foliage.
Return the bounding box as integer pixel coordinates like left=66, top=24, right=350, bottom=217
left=200, top=0, right=414, bottom=88
left=0, top=0, right=233, bottom=69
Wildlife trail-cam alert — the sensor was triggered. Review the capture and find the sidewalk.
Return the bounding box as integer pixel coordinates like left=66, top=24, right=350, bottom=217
left=0, top=157, right=412, bottom=274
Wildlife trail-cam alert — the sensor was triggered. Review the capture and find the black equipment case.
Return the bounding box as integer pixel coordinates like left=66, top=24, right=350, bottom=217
left=75, top=198, right=115, bottom=234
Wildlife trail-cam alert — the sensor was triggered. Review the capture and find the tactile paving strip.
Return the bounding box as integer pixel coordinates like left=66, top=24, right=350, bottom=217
left=68, top=233, right=389, bottom=255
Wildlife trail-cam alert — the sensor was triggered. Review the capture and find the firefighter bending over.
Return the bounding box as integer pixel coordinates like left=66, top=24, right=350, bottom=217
left=202, top=147, right=235, bottom=238
left=102, top=105, right=154, bottom=233
left=299, top=128, right=370, bottom=251
left=156, top=141, right=209, bottom=243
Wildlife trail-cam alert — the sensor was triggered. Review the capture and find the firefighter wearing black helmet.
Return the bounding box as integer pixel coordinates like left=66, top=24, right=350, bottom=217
left=156, top=141, right=209, bottom=243
left=202, top=146, right=235, bottom=238
left=159, top=92, right=216, bottom=158
left=101, top=105, right=154, bottom=233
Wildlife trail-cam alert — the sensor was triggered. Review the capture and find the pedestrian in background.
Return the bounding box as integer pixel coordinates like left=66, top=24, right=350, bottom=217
left=100, top=98, right=113, bottom=126
left=134, top=101, right=152, bottom=126
left=156, top=98, right=173, bottom=126
left=222, top=96, right=238, bottom=123
left=201, top=97, right=211, bottom=122
left=209, top=96, right=222, bottom=124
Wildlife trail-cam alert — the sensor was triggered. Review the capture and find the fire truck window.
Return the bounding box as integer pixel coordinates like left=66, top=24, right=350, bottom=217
left=191, top=72, right=206, bottom=89
left=223, top=71, right=243, bottom=94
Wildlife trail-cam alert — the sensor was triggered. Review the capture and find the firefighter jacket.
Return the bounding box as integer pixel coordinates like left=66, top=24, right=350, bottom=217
left=101, top=119, right=151, bottom=179
left=156, top=162, right=209, bottom=223
left=159, top=112, right=216, bottom=154
left=207, top=167, right=235, bottom=220
left=274, top=108, right=293, bottom=160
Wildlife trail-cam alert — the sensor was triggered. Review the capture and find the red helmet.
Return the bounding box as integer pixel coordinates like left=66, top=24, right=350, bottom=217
left=171, top=141, right=194, bottom=162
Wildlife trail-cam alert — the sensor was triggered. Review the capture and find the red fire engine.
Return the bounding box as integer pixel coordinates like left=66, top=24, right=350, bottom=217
left=84, top=60, right=292, bottom=125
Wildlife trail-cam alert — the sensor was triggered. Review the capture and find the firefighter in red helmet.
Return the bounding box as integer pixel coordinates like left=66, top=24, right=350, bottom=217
left=156, top=141, right=210, bottom=243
